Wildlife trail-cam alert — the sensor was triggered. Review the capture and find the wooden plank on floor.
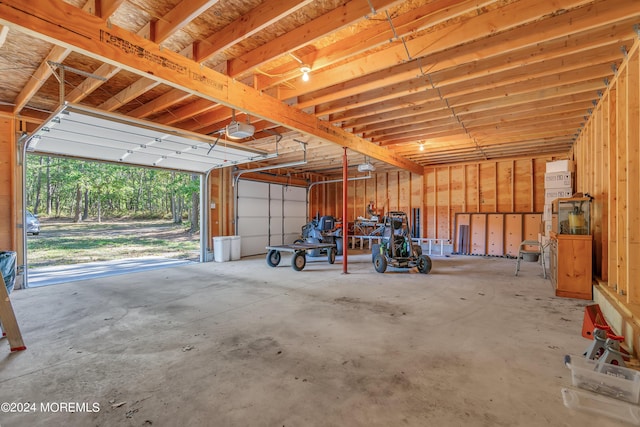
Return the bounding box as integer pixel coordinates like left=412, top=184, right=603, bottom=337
left=0, top=275, right=26, bottom=352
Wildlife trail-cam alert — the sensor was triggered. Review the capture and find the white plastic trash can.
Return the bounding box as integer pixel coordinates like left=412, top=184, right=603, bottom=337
left=230, top=236, right=241, bottom=260
left=213, top=236, right=231, bottom=262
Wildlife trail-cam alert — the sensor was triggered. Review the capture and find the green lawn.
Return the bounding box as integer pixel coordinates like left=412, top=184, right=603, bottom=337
left=27, top=219, right=200, bottom=269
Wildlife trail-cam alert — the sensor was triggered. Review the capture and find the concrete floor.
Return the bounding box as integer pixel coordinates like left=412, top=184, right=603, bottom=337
left=0, top=252, right=624, bottom=426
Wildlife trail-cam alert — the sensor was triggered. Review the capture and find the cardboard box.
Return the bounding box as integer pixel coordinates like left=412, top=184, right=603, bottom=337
left=546, top=159, right=574, bottom=173
left=545, top=187, right=573, bottom=205
left=545, top=171, right=573, bottom=189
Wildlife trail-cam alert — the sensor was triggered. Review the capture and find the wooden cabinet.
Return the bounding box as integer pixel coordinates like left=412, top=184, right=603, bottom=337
left=549, top=232, right=593, bottom=300
left=504, top=214, right=523, bottom=257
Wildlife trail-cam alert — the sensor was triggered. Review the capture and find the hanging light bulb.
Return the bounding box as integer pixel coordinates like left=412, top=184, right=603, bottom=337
left=300, top=65, right=311, bottom=82
left=419, top=143, right=425, bottom=151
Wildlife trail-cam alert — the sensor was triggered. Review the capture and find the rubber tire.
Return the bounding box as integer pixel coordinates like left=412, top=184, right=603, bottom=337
left=266, top=250, right=281, bottom=267
left=412, top=244, right=422, bottom=256
left=328, top=247, right=336, bottom=264
left=293, top=239, right=304, bottom=244
left=292, top=251, right=306, bottom=271
left=417, top=254, right=432, bottom=274
left=371, top=243, right=380, bottom=262
left=373, top=253, right=387, bottom=273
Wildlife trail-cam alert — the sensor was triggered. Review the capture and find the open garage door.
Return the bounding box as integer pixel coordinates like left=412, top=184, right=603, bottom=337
left=236, top=180, right=306, bottom=257
left=20, top=104, right=271, bottom=287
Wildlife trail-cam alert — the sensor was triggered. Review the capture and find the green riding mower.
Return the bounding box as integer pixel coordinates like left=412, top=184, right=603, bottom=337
left=371, top=211, right=432, bottom=274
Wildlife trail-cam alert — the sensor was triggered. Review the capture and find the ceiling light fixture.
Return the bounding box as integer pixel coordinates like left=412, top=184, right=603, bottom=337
left=300, top=65, right=311, bottom=82
left=419, top=143, right=424, bottom=151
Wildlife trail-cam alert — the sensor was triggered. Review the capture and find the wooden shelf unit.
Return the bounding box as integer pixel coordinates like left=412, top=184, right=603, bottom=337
left=549, top=232, right=593, bottom=300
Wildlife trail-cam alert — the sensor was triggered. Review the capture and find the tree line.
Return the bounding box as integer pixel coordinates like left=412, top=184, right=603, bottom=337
left=26, top=155, right=200, bottom=231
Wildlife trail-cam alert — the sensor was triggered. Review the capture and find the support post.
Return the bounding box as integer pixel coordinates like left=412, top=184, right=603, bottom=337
left=342, top=147, right=348, bottom=274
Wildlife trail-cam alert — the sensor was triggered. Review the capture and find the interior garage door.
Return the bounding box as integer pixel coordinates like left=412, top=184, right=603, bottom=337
left=237, top=180, right=307, bottom=256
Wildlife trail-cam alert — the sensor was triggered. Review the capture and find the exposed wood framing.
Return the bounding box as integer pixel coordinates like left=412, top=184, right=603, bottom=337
left=0, top=0, right=422, bottom=174
left=574, top=37, right=640, bottom=330
left=424, top=156, right=561, bottom=240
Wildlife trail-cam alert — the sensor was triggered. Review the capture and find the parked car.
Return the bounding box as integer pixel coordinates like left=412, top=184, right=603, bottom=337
left=26, top=211, right=40, bottom=235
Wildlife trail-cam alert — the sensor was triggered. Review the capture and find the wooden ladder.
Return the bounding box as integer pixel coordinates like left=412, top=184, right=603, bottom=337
left=0, top=274, right=26, bottom=352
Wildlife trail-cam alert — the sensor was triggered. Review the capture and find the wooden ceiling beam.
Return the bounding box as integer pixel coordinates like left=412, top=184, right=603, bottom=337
left=12, top=45, right=71, bottom=114
left=98, top=78, right=161, bottom=111
left=361, top=113, right=456, bottom=136
left=310, top=43, right=620, bottom=127
left=258, top=0, right=489, bottom=91
left=194, top=0, right=313, bottom=63
left=309, top=40, right=620, bottom=123
left=330, top=65, right=606, bottom=129
left=128, top=89, right=193, bottom=119
left=10, top=0, right=122, bottom=113
left=0, top=0, right=420, bottom=174
left=328, top=92, right=445, bottom=123
left=314, top=78, right=433, bottom=117
left=453, top=80, right=604, bottom=115
left=293, top=17, right=637, bottom=115
left=67, top=0, right=215, bottom=106
left=155, top=98, right=218, bottom=125
left=369, top=120, right=463, bottom=141
left=339, top=99, right=450, bottom=128
left=226, top=0, right=400, bottom=78
left=466, top=110, right=588, bottom=131
left=277, top=0, right=599, bottom=100
left=460, top=97, right=596, bottom=126
left=154, top=0, right=219, bottom=45
left=93, top=0, right=126, bottom=19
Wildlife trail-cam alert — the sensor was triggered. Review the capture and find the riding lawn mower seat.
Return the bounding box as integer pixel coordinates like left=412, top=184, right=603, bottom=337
left=318, top=216, right=335, bottom=231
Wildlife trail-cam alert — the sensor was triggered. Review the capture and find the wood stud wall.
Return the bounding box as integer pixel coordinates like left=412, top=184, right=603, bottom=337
left=0, top=114, right=14, bottom=250
left=308, top=155, right=559, bottom=247
left=423, top=157, right=553, bottom=241
left=575, top=37, right=640, bottom=306
left=308, top=171, right=422, bottom=225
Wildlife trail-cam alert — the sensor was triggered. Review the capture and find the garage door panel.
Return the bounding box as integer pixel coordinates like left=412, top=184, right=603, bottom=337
left=241, top=236, right=268, bottom=257
left=270, top=221, right=283, bottom=235
left=284, top=186, right=306, bottom=201
left=238, top=180, right=307, bottom=256
left=239, top=181, right=270, bottom=198
left=283, top=200, right=305, bottom=213
left=238, top=197, right=268, bottom=214
left=238, top=217, right=269, bottom=236
left=270, top=200, right=283, bottom=217
left=270, top=186, right=283, bottom=200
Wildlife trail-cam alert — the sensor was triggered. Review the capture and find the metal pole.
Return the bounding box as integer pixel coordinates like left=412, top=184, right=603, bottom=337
left=342, top=148, right=348, bottom=274
left=199, top=173, right=207, bottom=262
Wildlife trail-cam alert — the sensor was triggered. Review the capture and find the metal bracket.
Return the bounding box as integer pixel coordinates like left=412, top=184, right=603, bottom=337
left=620, top=45, right=628, bottom=57
left=366, top=0, right=376, bottom=17
left=206, top=135, right=220, bottom=156
left=293, top=138, right=308, bottom=153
